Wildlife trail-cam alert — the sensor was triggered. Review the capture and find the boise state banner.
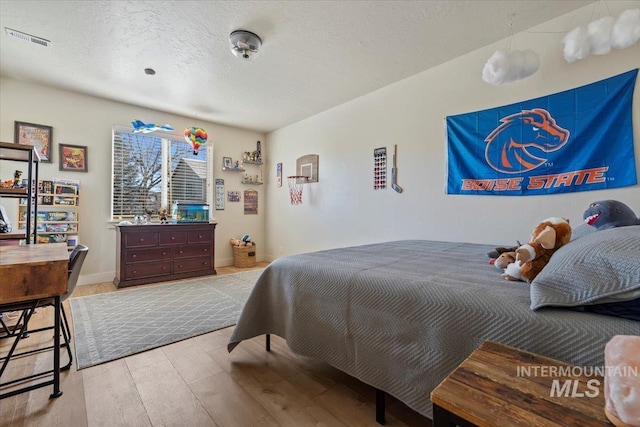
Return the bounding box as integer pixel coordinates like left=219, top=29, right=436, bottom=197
left=446, top=68, right=638, bottom=196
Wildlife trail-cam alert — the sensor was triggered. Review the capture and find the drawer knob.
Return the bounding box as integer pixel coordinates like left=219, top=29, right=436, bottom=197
left=203, top=248, right=208, bottom=252
left=162, top=267, right=167, bottom=270
left=162, top=252, right=167, bottom=255
left=178, top=264, right=182, bottom=268
left=132, top=254, right=137, bottom=258
left=179, top=250, right=183, bottom=254
left=171, top=236, right=175, bottom=240
left=139, top=238, right=144, bottom=242
left=132, top=270, right=137, bottom=274
left=198, top=235, right=203, bottom=239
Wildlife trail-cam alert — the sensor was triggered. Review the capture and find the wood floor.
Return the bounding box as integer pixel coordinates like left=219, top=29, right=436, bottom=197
left=1, top=262, right=431, bottom=427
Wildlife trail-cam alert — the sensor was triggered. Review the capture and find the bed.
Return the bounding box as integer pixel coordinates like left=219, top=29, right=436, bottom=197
left=228, top=228, right=640, bottom=419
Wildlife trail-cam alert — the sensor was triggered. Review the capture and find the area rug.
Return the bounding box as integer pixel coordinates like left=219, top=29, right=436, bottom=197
left=69, top=269, right=264, bottom=369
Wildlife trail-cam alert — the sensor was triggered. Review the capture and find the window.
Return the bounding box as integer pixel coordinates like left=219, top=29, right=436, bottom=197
left=111, top=128, right=211, bottom=219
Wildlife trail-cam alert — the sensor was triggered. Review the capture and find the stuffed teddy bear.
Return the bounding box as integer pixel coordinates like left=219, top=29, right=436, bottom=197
left=502, top=217, right=572, bottom=282
left=583, top=200, right=640, bottom=230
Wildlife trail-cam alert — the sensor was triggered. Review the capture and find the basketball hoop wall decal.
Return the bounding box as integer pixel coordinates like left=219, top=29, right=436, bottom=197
left=287, top=175, right=308, bottom=205
left=296, top=154, right=318, bottom=183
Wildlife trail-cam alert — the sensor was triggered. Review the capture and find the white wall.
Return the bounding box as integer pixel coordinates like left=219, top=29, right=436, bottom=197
left=264, top=2, right=640, bottom=260
left=0, top=78, right=266, bottom=284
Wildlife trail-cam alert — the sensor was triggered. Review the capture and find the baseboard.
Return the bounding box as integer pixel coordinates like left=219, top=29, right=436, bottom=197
left=78, top=256, right=270, bottom=286
left=78, top=271, right=115, bottom=286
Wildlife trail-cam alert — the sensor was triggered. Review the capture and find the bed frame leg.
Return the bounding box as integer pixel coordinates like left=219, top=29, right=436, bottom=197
left=376, top=388, right=386, bottom=425
left=265, top=334, right=270, bottom=352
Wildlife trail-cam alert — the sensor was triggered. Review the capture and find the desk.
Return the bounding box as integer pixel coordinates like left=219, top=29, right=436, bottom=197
left=0, top=243, right=69, bottom=399
left=431, top=341, right=613, bottom=427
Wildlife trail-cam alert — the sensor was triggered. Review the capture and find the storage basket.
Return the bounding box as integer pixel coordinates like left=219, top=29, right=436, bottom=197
left=233, top=245, right=256, bottom=268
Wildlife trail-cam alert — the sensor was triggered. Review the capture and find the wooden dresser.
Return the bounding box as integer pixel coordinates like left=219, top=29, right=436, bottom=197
left=114, top=223, right=217, bottom=288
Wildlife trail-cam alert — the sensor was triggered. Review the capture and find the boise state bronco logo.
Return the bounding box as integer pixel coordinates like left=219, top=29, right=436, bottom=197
left=484, top=109, right=570, bottom=174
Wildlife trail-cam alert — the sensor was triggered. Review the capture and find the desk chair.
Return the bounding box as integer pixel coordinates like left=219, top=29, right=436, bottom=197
left=0, top=245, right=88, bottom=397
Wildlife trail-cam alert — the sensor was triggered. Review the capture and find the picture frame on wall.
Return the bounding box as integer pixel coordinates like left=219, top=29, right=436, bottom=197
left=14, top=121, right=53, bottom=163
left=276, top=162, right=282, bottom=187
left=223, top=157, right=232, bottom=168
left=59, top=143, right=88, bottom=172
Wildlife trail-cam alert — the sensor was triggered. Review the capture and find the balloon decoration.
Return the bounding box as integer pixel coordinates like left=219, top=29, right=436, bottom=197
left=184, top=127, right=208, bottom=155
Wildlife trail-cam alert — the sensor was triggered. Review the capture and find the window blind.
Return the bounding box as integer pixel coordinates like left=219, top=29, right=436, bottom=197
left=112, top=130, right=210, bottom=219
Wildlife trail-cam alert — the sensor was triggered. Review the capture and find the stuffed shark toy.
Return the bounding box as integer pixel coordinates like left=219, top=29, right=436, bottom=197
left=583, top=200, right=640, bottom=230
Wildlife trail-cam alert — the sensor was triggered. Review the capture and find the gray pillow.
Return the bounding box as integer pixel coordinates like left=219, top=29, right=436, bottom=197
left=530, top=226, right=640, bottom=310
left=570, top=223, right=596, bottom=240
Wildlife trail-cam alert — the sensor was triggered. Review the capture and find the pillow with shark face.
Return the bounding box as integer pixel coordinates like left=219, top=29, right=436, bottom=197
left=583, top=200, right=640, bottom=230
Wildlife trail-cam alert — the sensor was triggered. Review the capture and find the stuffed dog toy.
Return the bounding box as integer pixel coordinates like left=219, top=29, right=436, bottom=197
left=503, top=217, right=572, bottom=282
left=491, top=251, right=516, bottom=269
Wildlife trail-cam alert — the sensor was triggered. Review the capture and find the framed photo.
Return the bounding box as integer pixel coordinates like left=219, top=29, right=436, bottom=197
left=276, top=162, right=282, bottom=187
left=223, top=157, right=232, bottom=168
left=59, top=143, right=88, bottom=172
left=14, top=121, right=53, bottom=162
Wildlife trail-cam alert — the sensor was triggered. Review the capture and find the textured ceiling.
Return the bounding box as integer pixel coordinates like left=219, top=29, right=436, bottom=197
left=0, top=1, right=594, bottom=133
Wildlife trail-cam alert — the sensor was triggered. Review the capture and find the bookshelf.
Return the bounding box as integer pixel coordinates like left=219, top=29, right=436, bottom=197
left=19, top=178, right=79, bottom=248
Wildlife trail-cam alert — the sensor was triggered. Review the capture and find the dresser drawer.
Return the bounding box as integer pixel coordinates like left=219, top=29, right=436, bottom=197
left=174, top=243, right=212, bottom=259
left=159, top=231, right=186, bottom=245
left=125, top=247, right=171, bottom=263
left=188, top=229, right=213, bottom=244
left=174, top=256, right=212, bottom=273
left=124, top=232, right=159, bottom=248
left=125, top=262, right=171, bottom=279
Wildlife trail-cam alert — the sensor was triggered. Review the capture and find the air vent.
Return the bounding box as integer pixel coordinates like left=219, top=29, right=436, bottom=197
left=5, top=28, right=51, bottom=47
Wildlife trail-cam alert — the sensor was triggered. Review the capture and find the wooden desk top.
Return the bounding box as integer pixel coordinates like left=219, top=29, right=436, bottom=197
left=0, top=243, right=69, bottom=304
left=431, top=341, right=613, bottom=427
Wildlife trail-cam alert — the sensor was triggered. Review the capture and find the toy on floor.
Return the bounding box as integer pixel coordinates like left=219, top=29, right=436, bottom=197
left=230, top=235, right=254, bottom=247
left=583, top=200, right=640, bottom=230
left=502, top=217, right=572, bottom=282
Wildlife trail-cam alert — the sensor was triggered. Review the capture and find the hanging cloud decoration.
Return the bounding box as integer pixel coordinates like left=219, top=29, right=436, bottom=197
left=563, top=27, right=591, bottom=63
left=482, top=49, right=540, bottom=85
left=588, top=16, right=615, bottom=55
left=563, top=8, right=640, bottom=62
left=612, top=8, right=640, bottom=49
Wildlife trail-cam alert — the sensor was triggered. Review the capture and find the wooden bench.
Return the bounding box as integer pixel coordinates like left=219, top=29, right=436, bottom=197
left=431, top=341, right=615, bottom=427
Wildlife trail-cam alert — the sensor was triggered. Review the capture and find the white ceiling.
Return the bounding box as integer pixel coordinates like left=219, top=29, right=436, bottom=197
left=0, top=1, right=594, bottom=133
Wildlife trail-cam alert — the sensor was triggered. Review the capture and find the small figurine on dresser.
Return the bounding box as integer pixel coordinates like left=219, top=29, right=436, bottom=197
left=159, top=207, right=168, bottom=224
left=144, top=208, right=153, bottom=224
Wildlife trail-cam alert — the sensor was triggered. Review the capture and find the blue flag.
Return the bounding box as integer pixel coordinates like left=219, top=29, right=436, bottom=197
left=446, top=69, right=638, bottom=195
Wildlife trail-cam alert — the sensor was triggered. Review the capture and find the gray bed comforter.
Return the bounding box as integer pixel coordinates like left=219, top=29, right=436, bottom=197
left=228, top=240, right=640, bottom=418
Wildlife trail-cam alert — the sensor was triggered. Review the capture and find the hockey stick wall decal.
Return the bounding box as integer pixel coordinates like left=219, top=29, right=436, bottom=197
left=391, top=144, right=403, bottom=193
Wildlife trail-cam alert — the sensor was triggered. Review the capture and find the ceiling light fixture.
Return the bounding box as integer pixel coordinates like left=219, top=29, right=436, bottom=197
left=144, top=68, right=156, bottom=75
left=229, top=30, right=262, bottom=60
